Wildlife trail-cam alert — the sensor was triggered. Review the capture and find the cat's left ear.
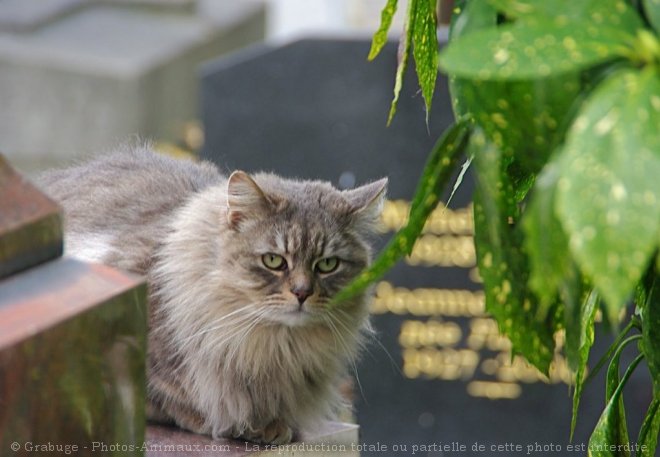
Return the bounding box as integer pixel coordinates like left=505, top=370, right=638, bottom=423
left=226, top=171, right=274, bottom=230
left=343, top=177, right=388, bottom=229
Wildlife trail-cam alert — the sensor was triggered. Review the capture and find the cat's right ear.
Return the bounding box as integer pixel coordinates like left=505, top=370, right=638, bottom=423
left=226, top=171, right=272, bottom=230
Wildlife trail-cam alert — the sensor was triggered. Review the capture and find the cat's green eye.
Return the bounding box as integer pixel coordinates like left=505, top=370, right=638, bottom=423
left=316, top=257, right=339, bottom=273
left=262, top=253, right=287, bottom=270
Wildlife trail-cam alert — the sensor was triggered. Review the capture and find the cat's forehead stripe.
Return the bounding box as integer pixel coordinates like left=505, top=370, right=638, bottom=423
left=274, top=230, right=286, bottom=253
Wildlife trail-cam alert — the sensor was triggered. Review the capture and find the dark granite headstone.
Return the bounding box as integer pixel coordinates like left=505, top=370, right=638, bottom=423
left=200, top=38, right=652, bottom=456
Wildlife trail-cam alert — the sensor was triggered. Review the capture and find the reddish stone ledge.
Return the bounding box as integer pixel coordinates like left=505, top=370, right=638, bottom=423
left=0, top=257, right=147, bottom=456
left=146, top=422, right=359, bottom=456
left=0, top=154, right=62, bottom=279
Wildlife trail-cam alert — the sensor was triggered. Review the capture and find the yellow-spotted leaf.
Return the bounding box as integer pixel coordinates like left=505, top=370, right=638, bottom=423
left=448, top=0, right=581, bottom=175
left=556, top=68, right=660, bottom=324
left=411, top=0, right=439, bottom=122
left=439, top=20, right=638, bottom=80
left=387, top=0, right=414, bottom=125
left=368, top=0, right=399, bottom=61
left=570, top=291, right=599, bottom=440
left=486, top=0, right=644, bottom=31
left=472, top=128, right=556, bottom=373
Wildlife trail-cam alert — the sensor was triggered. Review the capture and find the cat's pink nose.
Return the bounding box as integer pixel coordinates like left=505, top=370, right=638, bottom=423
left=291, top=286, right=312, bottom=305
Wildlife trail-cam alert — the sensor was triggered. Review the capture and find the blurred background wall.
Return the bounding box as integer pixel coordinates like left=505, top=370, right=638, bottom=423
left=0, top=0, right=413, bottom=173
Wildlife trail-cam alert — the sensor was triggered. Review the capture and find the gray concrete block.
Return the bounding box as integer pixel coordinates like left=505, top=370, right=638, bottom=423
left=0, top=1, right=265, bottom=172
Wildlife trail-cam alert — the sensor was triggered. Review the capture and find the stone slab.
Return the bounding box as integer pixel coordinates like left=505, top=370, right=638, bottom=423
left=0, top=1, right=265, bottom=171
left=0, top=154, right=62, bottom=278
left=146, top=422, right=359, bottom=456
left=0, top=257, right=147, bottom=456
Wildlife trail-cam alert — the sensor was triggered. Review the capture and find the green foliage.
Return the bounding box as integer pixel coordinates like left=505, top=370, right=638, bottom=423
left=368, top=0, right=439, bottom=124
left=589, top=352, right=644, bottom=456
left=331, top=117, right=471, bottom=304
left=472, top=128, right=556, bottom=373
left=638, top=398, right=660, bottom=457
left=643, top=0, right=660, bottom=34
left=639, top=274, right=660, bottom=396
left=368, top=0, right=398, bottom=61
left=440, top=21, right=636, bottom=80
left=556, top=68, right=660, bottom=324
left=569, top=291, right=599, bottom=440
left=358, top=0, right=660, bottom=452
left=411, top=0, right=439, bottom=122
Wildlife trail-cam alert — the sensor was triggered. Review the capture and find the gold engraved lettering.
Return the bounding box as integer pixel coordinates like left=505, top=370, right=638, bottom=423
left=378, top=199, right=576, bottom=399
left=467, top=381, right=522, bottom=399
left=405, top=234, right=476, bottom=268
left=399, top=320, right=462, bottom=348
left=372, top=282, right=485, bottom=317
left=403, top=348, right=480, bottom=381
left=466, top=318, right=512, bottom=351
left=380, top=200, right=474, bottom=235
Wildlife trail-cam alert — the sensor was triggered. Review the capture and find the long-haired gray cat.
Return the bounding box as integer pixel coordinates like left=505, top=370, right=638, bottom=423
left=38, top=145, right=387, bottom=444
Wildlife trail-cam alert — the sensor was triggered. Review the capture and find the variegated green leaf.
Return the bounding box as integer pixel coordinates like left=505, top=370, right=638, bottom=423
left=486, top=0, right=645, bottom=31
left=522, top=161, right=592, bottom=432
left=556, top=68, right=660, bottom=324
left=448, top=1, right=581, bottom=175
left=523, top=163, right=572, bottom=307
left=640, top=275, right=660, bottom=396
left=368, top=0, right=399, bottom=61
left=387, top=0, right=415, bottom=125
left=411, top=0, right=439, bottom=122
left=472, top=128, right=556, bottom=373
left=447, top=0, right=498, bottom=119
left=331, top=118, right=471, bottom=304
left=439, top=19, right=639, bottom=80
left=588, top=353, right=644, bottom=457
left=584, top=319, right=635, bottom=385
left=638, top=397, right=660, bottom=457
left=449, top=0, right=497, bottom=42
left=570, top=291, right=599, bottom=440
left=643, top=0, right=660, bottom=33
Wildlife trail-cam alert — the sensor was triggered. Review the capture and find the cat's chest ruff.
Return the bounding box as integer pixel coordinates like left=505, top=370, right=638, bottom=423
left=237, top=326, right=338, bottom=378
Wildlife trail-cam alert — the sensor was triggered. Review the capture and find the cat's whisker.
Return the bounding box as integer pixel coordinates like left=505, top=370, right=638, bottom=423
left=224, top=307, right=272, bottom=366
left=183, top=306, right=272, bottom=356
left=323, top=313, right=366, bottom=401
left=333, top=308, right=402, bottom=376
left=320, top=315, right=340, bottom=352
left=179, top=313, right=253, bottom=348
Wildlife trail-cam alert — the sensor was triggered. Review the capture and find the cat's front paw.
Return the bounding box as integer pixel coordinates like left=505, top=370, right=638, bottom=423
left=242, top=420, right=294, bottom=445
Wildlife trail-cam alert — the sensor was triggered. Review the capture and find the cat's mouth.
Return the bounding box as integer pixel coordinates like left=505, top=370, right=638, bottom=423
left=269, top=303, right=322, bottom=327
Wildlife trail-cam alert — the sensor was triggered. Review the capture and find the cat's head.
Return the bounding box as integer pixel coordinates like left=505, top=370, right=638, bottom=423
left=221, top=171, right=387, bottom=327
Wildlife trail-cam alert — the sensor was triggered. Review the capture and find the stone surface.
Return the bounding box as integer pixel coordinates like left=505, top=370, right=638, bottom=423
left=0, top=0, right=86, bottom=33
left=0, top=154, right=62, bottom=278
left=0, top=257, right=147, bottom=456
left=200, top=38, right=653, bottom=455
left=0, top=0, right=265, bottom=172
left=146, top=422, right=359, bottom=456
